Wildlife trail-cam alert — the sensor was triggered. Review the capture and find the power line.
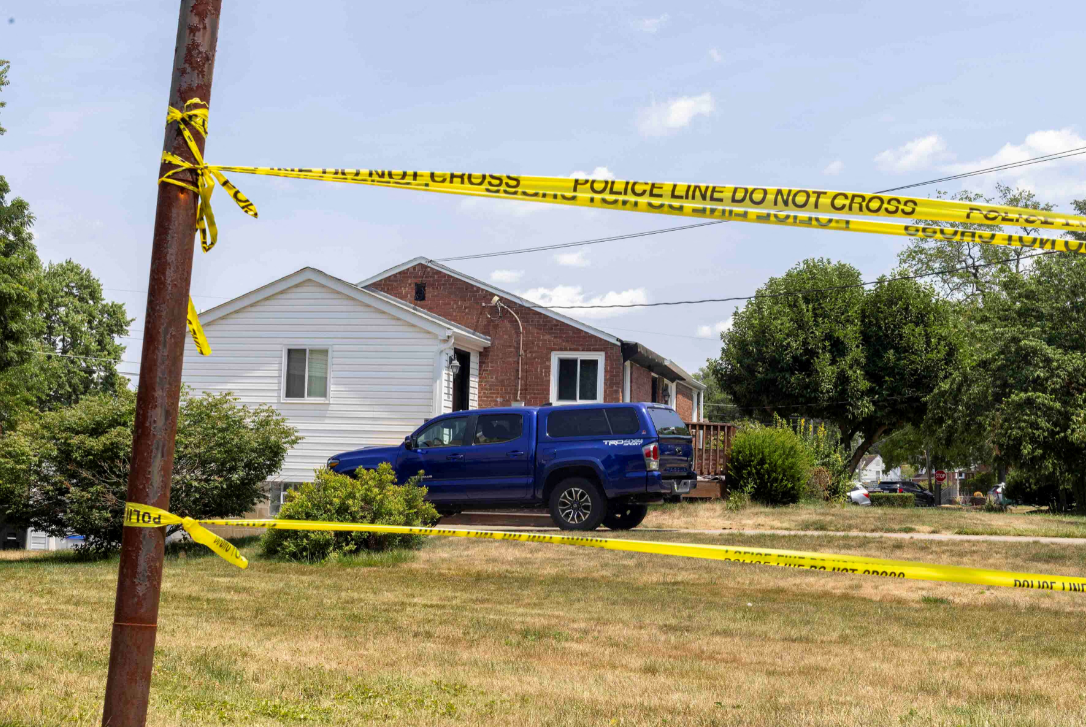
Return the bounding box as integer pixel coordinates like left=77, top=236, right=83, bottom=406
left=875, top=146, right=1086, bottom=194
left=524, top=249, right=1060, bottom=310
left=433, top=221, right=725, bottom=262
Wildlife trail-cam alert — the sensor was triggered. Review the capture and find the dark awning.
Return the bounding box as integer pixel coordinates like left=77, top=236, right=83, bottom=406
left=620, top=341, right=687, bottom=382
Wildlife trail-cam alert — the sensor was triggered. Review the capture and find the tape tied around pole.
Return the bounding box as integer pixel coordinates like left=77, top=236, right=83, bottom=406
left=123, top=502, right=1086, bottom=594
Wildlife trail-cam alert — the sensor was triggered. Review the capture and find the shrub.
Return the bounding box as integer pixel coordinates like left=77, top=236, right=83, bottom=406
left=870, top=492, right=915, bottom=508
left=805, top=466, right=832, bottom=501
left=1004, top=469, right=1067, bottom=511
left=970, top=471, right=998, bottom=490
left=728, top=425, right=811, bottom=506
left=791, top=418, right=850, bottom=501
left=261, top=464, right=439, bottom=562
left=0, top=388, right=298, bottom=554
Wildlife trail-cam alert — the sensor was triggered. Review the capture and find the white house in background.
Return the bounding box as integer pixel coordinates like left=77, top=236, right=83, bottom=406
left=855, top=454, right=884, bottom=484
left=180, top=268, right=489, bottom=503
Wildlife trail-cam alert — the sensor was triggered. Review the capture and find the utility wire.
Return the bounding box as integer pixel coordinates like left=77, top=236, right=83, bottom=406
left=434, top=221, right=725, bottom=262
left=875, top=146, right=1086, bottom=194
left=526, top=248, right=1060, bottom=310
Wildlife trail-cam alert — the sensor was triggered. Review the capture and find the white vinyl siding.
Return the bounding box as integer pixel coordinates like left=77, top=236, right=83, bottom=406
left=182, top=279, right=447, bottom=482
left=469, top=351, right=479, bottom=409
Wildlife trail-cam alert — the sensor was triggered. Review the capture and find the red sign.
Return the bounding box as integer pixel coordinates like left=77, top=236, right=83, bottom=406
left=935, top=470, right=947, bottom=483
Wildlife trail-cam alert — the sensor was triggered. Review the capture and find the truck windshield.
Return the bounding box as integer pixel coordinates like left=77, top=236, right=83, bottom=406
left=647, top=408, right=690, bottom=437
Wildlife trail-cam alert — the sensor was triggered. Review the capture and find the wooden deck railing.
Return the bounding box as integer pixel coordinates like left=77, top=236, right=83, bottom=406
left=686, top=421, right=736, bottom=478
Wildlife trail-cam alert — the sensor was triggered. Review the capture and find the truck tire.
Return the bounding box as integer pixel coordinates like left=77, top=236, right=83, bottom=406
left=548, top=477, right=607, bottom=531
left=602, top=503, right=649, bottom=530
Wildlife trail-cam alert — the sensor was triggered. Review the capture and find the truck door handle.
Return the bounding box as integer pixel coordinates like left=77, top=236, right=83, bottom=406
left=508, top=450, right=524, bottom=457
left=446, top=454, right=464, bottom=461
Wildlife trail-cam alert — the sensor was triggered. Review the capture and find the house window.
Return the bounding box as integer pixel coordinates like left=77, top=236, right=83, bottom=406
left=550, top=352, right=604, bottom=403
left=414, top=282, right=426, bottom=301
left=284, top=348, right=329, bottom=400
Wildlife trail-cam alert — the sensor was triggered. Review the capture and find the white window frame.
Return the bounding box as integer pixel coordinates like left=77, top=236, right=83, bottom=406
left=549, top=351, right=605, bottom=405
left=280, top=346, right=333, bottom=403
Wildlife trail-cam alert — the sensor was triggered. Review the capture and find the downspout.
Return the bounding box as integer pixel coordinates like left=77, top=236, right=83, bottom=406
left=497, top=301, right=524, bottom=404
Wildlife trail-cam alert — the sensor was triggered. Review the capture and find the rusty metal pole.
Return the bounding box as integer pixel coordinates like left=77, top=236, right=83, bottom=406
left=101, top=2, right=221, bottom=725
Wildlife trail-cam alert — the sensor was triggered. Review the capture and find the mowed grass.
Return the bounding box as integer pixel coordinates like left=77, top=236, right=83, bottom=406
left=4, top=532, right=1086, bottom=726
left=646, top=500, right=1086, bottom=538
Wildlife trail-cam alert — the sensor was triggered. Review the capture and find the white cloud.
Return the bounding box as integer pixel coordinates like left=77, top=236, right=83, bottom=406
left=489, top=269, right=524, bottom=284
left=569, top=166, right=615, bottom=180
left=874, top=134, right=950, bottom=173
left=823, top=160, right=844, bottom=176
left=708, top=48, right=722, bottom=62
left=519, top=285, right=649, bottom=319
left=633, top=14, right=669, bottom=33
left=942, top=128, right=1086, bottom=175
left=555, top=250, right=590, bottom=267
left=695, top=319, right=732, bottom=338
left=637, top=92, right=714, bottom=137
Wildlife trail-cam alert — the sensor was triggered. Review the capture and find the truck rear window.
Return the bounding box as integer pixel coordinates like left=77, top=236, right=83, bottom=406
left=648, top=408, right=690, bottom=436
left=547, top=408, right=611, bottom=438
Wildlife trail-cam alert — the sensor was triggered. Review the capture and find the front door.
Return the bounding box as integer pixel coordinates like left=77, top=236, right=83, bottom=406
left=451, top=349, right=471, bottom=412
left=412, top=415, right=472, bottom=502
left=464, top=412, right=531, bottom=501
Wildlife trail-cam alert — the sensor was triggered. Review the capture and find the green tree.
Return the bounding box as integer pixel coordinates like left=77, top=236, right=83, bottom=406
left=932, top=251, right=1086, bottom=512
left=34, top=260, right=131, bottom=409
left=693, top=365, right=732, bottom=421
left=0, top=388, right=300, bottom=552
left=0, top=59, right=8, bottom=135
left=710, top=258, right=956, bottom=474
left=897, top=184, right=1054, bottom=301
left=0, top=176, right=42, bottom=430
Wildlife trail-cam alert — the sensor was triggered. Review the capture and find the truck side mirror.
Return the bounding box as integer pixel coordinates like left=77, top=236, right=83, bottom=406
left=404, top=435, right=414, bottom=451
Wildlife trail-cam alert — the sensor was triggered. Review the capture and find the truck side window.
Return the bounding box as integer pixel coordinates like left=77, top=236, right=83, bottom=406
left=605, top=408, right=641, bottom=435
left=416, top=417, right=467, bottom=448
left=547, top=408, right=611, bottom=438
left=474, top=414, right=523, bottom=445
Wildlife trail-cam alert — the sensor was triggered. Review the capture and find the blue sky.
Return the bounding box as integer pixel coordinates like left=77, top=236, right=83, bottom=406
left=3, top=1, right=1085, bottom=378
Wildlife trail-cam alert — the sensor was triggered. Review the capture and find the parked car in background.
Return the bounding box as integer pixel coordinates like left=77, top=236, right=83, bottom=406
left=988, top=483, right=1006, bottom=504
left=869, top=480, right=936, bottom=507
left=849, top=483, right=871, bottom=506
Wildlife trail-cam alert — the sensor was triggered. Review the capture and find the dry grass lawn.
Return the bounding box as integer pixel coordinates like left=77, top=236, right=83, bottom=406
left=3, top=531, right=1086, bottom=726
left=645, top=501, right=1086, bottom=538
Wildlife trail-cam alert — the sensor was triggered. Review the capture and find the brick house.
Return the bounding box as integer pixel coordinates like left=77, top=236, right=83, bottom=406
left=360, top=257, right=706, bottom=418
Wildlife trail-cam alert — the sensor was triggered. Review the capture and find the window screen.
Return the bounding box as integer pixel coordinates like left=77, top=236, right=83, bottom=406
left=605, top=408, right=641, bottom=435
left=578, top=359, right=598, bottom=401
left=474, top=414, right=524, bottom=445
left=547, top=408, right=611, bottom=438
left=556, top=358, right=578, bottom=401
left=285, top=349, right=308, bottom=398
left=285, top=348, right=329, bottom=399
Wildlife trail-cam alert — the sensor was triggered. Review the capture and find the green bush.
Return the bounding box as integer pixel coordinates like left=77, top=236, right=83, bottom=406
left=805, top=466, right=832, bottom=501
left=0, top=388, right=298, bottom=554
left=1004, top=469, right=1067, bottom=511
left=261, top=464, right=439, bottom=562
left=728, top=425, right=811, bottom=506
left=970, top=471, right=998, bottom=490
left=870, top=492, right=915, bottom=508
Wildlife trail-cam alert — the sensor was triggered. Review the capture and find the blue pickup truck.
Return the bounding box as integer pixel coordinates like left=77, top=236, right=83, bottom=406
left=326, top=403, right=696, bottom=531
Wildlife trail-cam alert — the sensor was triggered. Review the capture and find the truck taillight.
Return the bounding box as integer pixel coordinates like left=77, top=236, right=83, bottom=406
left=643, top=443, right=659, bottom=471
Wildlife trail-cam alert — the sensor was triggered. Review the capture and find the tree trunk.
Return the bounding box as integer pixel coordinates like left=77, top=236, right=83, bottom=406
left=847, top=424, right=889, bottom=476
left=927, top=449, right=938, bottom=505
left=1073, top=474, right=1086, bottom=516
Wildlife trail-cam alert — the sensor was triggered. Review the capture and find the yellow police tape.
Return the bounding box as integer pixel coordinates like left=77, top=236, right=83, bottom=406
left=125, top=502, right=1086, bottom=593
left=158, top=100, right=1086, bottom=357
left=212, top=166, right=1086, bottom=235
left=186, top=297, right=211, bottom=356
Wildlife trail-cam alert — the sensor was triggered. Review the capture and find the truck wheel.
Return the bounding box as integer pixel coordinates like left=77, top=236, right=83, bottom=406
left=602, top=503, right=649, bottom=530
left=549, top=478, right=607, bottom=531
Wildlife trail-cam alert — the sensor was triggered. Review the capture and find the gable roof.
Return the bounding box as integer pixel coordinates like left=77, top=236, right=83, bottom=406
left=356, top=257, right=621, bottom=345
left=195, top=267, right=490, bottom=345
